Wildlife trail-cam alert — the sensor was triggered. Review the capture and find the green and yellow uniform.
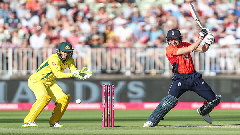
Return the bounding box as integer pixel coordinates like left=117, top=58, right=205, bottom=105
left=24, top=42, right=77, bottom=126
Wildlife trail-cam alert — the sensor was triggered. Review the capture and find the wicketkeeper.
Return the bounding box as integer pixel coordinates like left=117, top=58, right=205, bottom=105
left=22, top=42, right=92, bottom=127
left=143, top=28, right=221, bottom=127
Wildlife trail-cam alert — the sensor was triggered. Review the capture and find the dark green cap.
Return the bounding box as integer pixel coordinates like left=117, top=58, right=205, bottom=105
left=57, top=42, right=74, bottom=52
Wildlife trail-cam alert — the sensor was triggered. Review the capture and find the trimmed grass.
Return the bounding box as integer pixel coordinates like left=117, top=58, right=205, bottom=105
left=0, top=110, right=240, bottom=134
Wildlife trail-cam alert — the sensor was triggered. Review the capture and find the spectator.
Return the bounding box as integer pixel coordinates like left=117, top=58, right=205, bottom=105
left=26, top=0, right=40, bottom=12
left=161, top=10, right=178, bottom=33
left=59, top=0, right=72, bottom=11
left=4, top=11, right=21, bottom=31
left=215, top=0, right=229, bottom=20
left=113, top=12, right=126, bottom=29
left=46, top=0, right=58, bottom=20
left=21, top=9, right=40, bottom=29
left=90, top=34, right=102, bottom=48
left=133, top=22, right=150, bottom=45
left=103, top=36, right=120, bottom=72
left=181, top=0, right=192, bottom=13
left=88, top=24, right=104, bottom=44
left=11, top=29, right=22, bottom=47
left=16, top=1, right=29, bottom=19
left=149, top=24, right=163, bottom=43
left=39, top=13, right=48, bottom=26
left=96, top=5, right=108, bottom=24
left=74, top=37, right=91, bottom=67
left=122, top=1, right=133, bottom=18
left=126, top=16, right=137, bottom=32
left=103, top=23, right=115, bottom=43
left=41, top=36, right=55, bottom=58
left=75, top=11, right=91, bottom=36
left=114, top=20, right=133, bottom=47
left=233, top=1, right=240, bottom=17
left=3, top=2, right=11, bottom=20
left=148, top=10, right=159, bottom=25
left=164, top=0, right=178, bottom=12
left=67, top=25, right=82, bottom=48
left=131, top=8, right=144, bottom=22
left=59, top=15, right=71, bottom=38
left=0, top=1, right=4, bottom=18
left=224, top=10, right=238, bottom=32
left=198, top=0, right=213, bottom=17
left=29, top=26, right=47, bottom=50
left=111, top=3, right=120, bottom=17
left=107, top=13, right=116, bottom=25
left=42, top=36, right=55, bottom=48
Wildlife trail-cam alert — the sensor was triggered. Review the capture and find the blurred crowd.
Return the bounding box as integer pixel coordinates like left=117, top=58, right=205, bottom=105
left=0, top=0, right=240, bottom=51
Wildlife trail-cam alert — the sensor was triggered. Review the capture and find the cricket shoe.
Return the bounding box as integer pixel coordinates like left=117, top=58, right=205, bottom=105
left=197, top=108, right=212, bottom=124
left=50, top=121, right=63, bottom=127
left=22, top=121, right=38, bottom=127
left=143, top=121, right=154, bottom=127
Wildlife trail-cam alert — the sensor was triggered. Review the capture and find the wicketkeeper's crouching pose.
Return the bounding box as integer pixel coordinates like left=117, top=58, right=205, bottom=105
left=143, top=28, right=221, bottom=127
left=22, top=42, right=92, bottom=127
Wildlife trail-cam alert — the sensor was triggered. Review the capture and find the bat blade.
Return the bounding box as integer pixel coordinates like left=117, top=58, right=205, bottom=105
left=189, top=3, right=204, bottom=29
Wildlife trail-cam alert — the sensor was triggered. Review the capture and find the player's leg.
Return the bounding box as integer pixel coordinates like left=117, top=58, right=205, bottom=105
left=143, top=94, right=178, bottom=127
left=23, top=80, right=51, bottom=127
left=192, top=74, right=221, bottom=123
left=143, top=79, right=187, bottom=127
left=48, top=83, right=71, bottom=127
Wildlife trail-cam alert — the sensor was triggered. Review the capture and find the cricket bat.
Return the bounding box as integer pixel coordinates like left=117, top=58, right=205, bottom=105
left=189, top=3, right=204, bottom=29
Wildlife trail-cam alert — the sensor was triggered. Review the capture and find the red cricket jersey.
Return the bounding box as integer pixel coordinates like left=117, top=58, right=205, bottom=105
left=166, top=42, right=195, bottom=74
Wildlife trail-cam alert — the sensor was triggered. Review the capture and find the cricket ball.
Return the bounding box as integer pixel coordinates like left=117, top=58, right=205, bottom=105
left=76, top=99, right=82, bottom=104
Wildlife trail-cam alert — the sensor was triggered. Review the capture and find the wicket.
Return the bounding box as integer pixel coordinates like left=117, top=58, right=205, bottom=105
left=102, top=84, right=114, bottom=127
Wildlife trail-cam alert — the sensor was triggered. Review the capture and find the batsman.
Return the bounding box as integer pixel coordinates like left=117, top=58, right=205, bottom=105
left=143, top=28, right=221, bottom=127
left=22, top=42, right=92, bottom=127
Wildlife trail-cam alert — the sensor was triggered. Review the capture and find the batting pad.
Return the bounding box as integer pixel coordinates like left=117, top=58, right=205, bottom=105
left=146, top=94, right=178, bottom=126
left=24, top=94, right=51, bottom=123
left=198, top=94, right=221, bottom=116
left=49, top=94, right=71, bottom=125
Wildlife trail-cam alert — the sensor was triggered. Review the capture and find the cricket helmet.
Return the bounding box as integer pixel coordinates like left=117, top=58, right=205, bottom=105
left=56, top=42, right=74, bottom=60
left=166, top=29, right=182, bottom=45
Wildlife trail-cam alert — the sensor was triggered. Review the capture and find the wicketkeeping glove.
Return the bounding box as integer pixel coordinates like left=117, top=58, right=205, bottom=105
left=79, top=67, right=92, bottom=80
left=72, top=67, right=92, bottom=80
left=204, top=34, right=215, bottom=46
left=199, top=28, right=210, bottom=39
left=72, top=70, right=83, bottom=79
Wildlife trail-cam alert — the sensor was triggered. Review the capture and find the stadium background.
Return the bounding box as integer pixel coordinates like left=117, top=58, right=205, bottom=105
left=0, top=0, right=240, bottom=107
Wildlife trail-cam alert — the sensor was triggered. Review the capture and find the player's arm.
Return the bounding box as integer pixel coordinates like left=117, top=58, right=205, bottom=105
left=68, top=58, right=78, bottom=72
left=176, top=38, right=203, bottom=55
left=68, top=58, right=92, bottom=80
left=49, top=59, right=72, bottom=78
left=176, top=28, right=209, bottom=55
left=194, top=34, right=214, bottom=53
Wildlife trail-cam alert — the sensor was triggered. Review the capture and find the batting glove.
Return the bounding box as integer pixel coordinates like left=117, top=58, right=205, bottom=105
left=79, top=67, right=92, bottom=80
left=199, top=28, right=210, bottom=39
left=204, top=34, right=215, bottom=46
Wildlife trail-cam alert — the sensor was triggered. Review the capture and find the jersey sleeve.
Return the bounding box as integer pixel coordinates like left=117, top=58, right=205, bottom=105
left=182, top=42, right=191, bottom=47
left=48, top=56, right=72, bottom=78
left=166, top=45, right=179, bottom=58
left=68, top=57, right=78, bottom=72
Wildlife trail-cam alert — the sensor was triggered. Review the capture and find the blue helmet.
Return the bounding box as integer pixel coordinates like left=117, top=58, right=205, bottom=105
left=166, top=29, right=182, bottom=44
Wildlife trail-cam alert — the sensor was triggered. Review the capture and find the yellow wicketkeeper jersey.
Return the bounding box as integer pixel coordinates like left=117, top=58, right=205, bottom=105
left=29, top=54, right=77, bottom=83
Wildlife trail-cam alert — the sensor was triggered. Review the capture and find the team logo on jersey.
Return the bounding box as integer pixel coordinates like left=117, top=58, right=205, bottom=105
left=52, top=62, right=56, bottom=65
left=65, top=45, right=70, bottom=49
left=178, top=82, right=181, bottom=86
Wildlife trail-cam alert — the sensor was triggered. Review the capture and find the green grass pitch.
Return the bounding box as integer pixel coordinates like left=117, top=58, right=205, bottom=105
left=0, top=109, right=240, bottom=135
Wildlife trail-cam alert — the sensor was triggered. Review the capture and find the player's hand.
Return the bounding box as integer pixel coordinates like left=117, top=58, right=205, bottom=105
left=72, top=70, right=83, bottom=79
left=199, top=28, right=210, bottom=39
left=80, top=67, right=92, bottom=80
left=205, top=34, right=215, bottom=46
